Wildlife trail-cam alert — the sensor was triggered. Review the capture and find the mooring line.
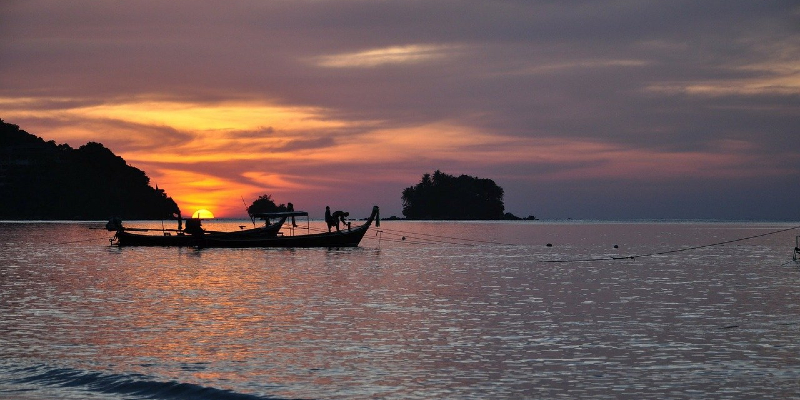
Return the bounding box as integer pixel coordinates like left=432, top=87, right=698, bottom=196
left=373, top=231, right=472, bottom=246
left=780, top=259, right=800, bottom=267
left=50, top=237, right=107, bottom=245
left=373, top=223, right=800, bottom=264
left=541, top=224, right=800, bottom=263
left=375, top=227, right=518, bottom=246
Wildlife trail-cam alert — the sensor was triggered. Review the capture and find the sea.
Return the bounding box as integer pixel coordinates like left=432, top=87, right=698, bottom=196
left=1, top=219, right=799, bottom=399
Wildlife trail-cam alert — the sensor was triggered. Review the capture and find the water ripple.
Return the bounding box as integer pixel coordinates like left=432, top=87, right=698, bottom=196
left=1, top=221, right=800, bottom=399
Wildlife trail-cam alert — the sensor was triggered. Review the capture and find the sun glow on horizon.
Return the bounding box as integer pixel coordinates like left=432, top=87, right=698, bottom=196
left=192, top=209, right=215, bottom=219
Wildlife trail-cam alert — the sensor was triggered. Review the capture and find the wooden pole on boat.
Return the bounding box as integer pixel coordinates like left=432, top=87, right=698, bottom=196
left=241, top=196, right=256, bottom=228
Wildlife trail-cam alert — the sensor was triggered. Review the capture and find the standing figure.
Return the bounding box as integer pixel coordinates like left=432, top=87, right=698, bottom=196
left=325, top=206, right=336, bottom=232
left=287, top=202, right=297, bottom=227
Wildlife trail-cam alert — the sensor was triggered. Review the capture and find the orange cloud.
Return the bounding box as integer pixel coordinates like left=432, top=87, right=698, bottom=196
left=2, top=96, right=370, bottom=216
left=3, top=94, right=791, bottom=218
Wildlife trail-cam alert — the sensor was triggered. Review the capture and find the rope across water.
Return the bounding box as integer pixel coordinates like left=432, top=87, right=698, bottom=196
left=368, top=223, right=800, bottom=263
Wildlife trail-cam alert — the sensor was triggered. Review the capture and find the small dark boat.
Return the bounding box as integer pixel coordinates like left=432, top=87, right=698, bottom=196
left=109, top=206, right=380, bottom=248
left=109, top=212, right=293, bottom=247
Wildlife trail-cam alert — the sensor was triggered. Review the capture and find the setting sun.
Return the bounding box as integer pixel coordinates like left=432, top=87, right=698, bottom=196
left=192, top=209, right=215, bottom=219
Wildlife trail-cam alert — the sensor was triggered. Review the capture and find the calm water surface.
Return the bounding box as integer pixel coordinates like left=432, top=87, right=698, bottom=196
left=1, top=220, right=799, bottom=399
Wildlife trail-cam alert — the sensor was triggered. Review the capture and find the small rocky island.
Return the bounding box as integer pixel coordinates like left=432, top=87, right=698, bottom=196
left=401, top=170, right=527, bottom=220
left=0, top=119, right=180, bottom=220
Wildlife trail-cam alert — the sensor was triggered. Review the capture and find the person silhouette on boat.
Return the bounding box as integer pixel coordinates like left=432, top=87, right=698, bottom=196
left=333, top=210, right=350, bottom=230
left=325, top=206, right=350, bottom=231
left=325, top=206, right=334, bottom=231
left=184, top=218, right=204, bottom=236
left=287, top=202, right=298, bottom=227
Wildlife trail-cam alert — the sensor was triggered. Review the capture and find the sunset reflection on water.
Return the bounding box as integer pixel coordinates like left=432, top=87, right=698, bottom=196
left=2, top=221, right=800, bottom=399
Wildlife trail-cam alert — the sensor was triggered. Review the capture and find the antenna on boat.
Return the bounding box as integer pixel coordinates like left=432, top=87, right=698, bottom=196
left=241, top=196, right=256, bottom=228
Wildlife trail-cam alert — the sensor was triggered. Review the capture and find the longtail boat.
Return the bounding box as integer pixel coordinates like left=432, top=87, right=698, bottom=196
left=109, top=206, right=379, bottom=248
left=203, top=206, right=380, bottom=248
left=109, top=212, right=294, bottom=247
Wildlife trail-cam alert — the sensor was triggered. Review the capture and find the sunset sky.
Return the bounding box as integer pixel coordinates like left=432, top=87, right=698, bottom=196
left=2, top=1, right=799, bottom=219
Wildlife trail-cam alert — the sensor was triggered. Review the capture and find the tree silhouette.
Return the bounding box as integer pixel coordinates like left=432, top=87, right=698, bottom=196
left=402, top=170, right=505, bottom=219
left=247, top=194, right=288, bottom=215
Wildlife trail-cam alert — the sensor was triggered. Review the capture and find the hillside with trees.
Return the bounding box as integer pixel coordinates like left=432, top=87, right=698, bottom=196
left=0, top=119, right=180, bottom=220
left=401, top=170, right=506, bottom=220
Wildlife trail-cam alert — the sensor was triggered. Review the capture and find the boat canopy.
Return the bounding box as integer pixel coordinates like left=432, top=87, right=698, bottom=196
left=253, top=211, right=309, bottom=219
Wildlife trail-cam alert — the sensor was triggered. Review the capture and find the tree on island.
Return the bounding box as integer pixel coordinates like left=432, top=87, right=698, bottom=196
left=0, top=119, right=180, bottom=220
left=401, top=170, right=506, bottom=220
left=247, top=194, right=290, bottom=215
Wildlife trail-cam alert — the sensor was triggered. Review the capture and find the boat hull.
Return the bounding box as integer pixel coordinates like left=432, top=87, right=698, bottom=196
left=202, top=226, right=369, bottom=248
left=114, top=217, right=287, bottom=247
left=202, top=206, right=378, bottom=248
left=113, top=206, right=379, bottom=248
left=115, top=231, right=201, bottom=247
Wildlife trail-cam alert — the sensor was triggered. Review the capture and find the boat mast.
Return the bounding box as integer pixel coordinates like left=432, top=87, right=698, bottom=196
left=241, top=196, right=256, bottom=228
